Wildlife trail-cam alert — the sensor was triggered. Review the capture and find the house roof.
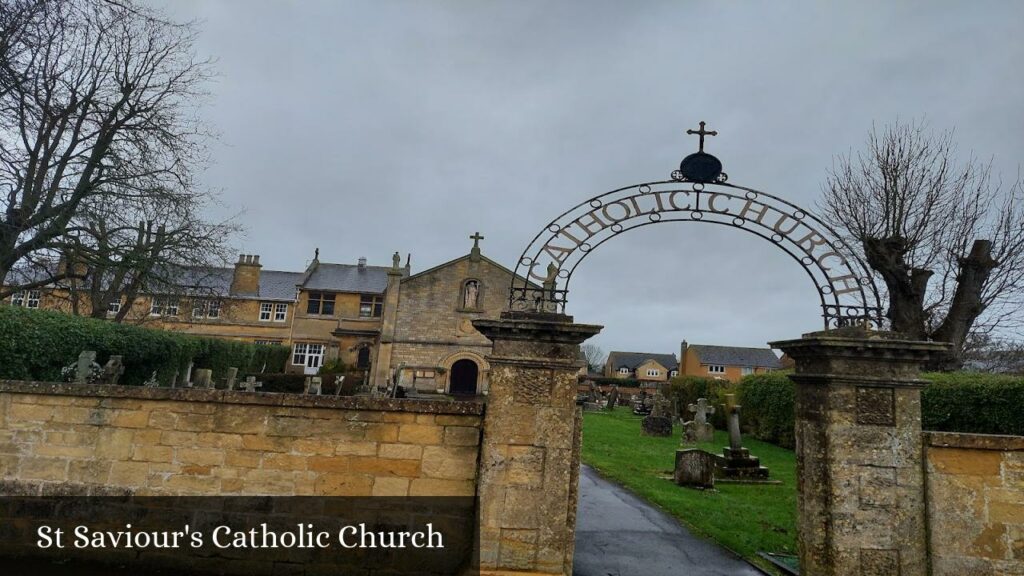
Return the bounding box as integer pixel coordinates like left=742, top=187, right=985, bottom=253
left=403, top=252, right=539, bottom=288
left=607, top=351, right=678, bottom=371
left=687, top=344, right=782, bottom=368
left=303, top=263, right=391, bottom=294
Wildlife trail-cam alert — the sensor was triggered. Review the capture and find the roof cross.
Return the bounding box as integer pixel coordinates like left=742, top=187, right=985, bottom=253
left=470, top=232, right=484, bottom=249
left=686, top=121, right=718, bottom=152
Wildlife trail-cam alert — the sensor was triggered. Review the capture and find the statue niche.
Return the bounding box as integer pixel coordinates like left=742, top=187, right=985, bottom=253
left=462, top=279, right=480, bottom=310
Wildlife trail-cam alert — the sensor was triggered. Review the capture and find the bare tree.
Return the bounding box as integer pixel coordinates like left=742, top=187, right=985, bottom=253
left=821, top=121, right=1024, bottom=367
left=580, top=343, right=606, bottom=373
left=0, top=0, right=214, bottom=297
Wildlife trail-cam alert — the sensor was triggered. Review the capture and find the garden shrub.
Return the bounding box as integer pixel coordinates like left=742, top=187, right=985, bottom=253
left=0, top=306, right=288, bottom=386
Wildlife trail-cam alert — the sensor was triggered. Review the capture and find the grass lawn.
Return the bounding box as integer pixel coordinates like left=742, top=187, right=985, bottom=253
left=580, top=409, right=797, bottom=573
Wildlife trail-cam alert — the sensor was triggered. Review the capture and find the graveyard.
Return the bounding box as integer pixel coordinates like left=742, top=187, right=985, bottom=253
left=580, top=409, right=798, bottom=571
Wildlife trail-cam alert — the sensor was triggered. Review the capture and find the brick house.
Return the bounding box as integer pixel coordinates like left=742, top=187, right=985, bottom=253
left=603, top=351, right=679, bottom=384
left=678, top=341, right=782, bottom=382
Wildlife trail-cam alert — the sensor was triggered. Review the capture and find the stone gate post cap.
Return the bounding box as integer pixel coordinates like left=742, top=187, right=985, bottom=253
left=473, top=313, right=602, bottom=344
left=769, top=327, right=951, bottom=360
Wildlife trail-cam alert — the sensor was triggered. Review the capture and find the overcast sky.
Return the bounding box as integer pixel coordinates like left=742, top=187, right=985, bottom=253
left=150, top=0, right=1024, bottom=357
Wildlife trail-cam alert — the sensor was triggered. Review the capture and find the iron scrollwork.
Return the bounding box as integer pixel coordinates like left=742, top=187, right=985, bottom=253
left=508, top=121, right=886, bottom=329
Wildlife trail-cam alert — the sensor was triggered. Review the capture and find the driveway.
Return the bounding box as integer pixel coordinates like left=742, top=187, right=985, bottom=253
left=574, top=465, right=764, bottom=576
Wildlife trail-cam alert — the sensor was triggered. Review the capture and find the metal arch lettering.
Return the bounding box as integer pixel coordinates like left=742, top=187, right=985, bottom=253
left=509, top=179, right=885, bottom=329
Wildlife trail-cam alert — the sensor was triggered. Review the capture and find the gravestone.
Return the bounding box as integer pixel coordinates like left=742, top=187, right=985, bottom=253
left=184, top=361, right=194, bottom=387
left=674, top=449, right=716, bottom=489
left=715, top=394, right=769, bottom=479
left=305, top=376, right=322, bottom=395
left=333, top=375, right=345, bottom=396
left=641, top=392, right=673, bottom=436
left=241, top=376, right=262, bottom=392
left=223, top=367, right=238, bottom=390
left=605, top=385, right=619, bottom=411
left=683, top=397, right=715, bottom=443
left=193, top=369, right=213, bottom=390
left=142, top=371, right=159, bottom=387
left=75, top=351, right=98, bottom=383
left=99, top=355, right=125, bottom=385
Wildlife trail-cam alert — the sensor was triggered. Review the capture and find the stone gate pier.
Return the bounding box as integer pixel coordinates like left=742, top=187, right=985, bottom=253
left=771, top=327, right=949, bottom=576
left=473, top=312, right=602, bottom=576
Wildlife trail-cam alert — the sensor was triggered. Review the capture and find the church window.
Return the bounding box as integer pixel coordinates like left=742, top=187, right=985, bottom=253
left=307, top=292, right=335, bottom=315
left=708, top=365, right=725, bottom=374
left=259, top=302, right=273, bottom=321
left=359, top=294, right=383, bottom=318
left=274, top=303, right=288, bottom=321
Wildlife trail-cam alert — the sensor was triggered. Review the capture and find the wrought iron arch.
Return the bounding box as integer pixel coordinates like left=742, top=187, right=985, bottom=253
left=509, top=122, right=884, bottom=329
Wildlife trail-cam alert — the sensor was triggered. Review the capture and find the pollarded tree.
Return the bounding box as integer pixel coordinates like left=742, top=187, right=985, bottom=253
left=0, top=0, right=213, bottom=296
left=821, top=121, right=1024, bottom=368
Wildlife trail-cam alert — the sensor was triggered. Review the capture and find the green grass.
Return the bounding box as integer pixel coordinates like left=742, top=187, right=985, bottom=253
left=581, top=409, right=797, bottom=573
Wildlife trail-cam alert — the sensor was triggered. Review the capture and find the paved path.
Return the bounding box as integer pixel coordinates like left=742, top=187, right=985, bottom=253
left=574, top=465, right=764, bottom=576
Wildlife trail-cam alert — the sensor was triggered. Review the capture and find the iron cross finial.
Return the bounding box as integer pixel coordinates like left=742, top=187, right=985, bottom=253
left=470, top=231, right=484, bottom=249
left=686, top=121, right=718, bottom=152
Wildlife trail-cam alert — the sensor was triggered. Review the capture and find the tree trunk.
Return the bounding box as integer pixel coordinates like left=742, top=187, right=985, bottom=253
left=863, top=236, right=932, bottom=340
left=930, top=240, right=998, bottom=369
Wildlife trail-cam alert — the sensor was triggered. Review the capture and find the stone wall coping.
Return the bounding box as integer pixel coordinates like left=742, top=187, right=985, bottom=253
left=0, top=380, right=484, bottom=415
left=924, top=430, right=1024, bottom=451
left=770, top=333, right=951, bottom=352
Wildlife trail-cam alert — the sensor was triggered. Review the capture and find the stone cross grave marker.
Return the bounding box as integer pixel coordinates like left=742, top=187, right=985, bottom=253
left=334, top=375, right=345, bottom=396
left=224, top=367, right=238, bottom=390
left=717, top=393, right=770, bottom=479
left=75, top=351, right=97, bottom=383
left=305, top=376, right=322, bottom=395
left=100, top=355, right=125, bottom=385
left=723, top=393, right=742, bottom=451
left=241, top=376, right=262, bottom=393
left=193, top=368, right=213, bottom=389
left=683, top=397, right=716, bottom=443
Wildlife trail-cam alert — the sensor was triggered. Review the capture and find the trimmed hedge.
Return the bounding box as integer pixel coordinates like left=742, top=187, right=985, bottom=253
left=731, top=370, right=1024, bottom=447
left=921, top=372, right=1024, bottom=436
left=0, top=305, right=288, bottom=386
left=737, top=373, right=796, bottom=448
left=666, top=375, right=732, bottom=429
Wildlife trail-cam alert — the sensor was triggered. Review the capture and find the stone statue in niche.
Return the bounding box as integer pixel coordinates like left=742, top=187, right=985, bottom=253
left=463, top=280, right=479, bottom=309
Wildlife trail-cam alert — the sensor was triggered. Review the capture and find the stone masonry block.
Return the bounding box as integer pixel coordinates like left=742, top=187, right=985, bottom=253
left=398, top=424, right=443, bottom=445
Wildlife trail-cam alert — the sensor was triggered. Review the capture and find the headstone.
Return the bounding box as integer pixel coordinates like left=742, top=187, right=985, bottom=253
left=305, top=376, right=322, bottom=395
left=683, top=397, right=716, bottom=443
left=605, top=386, right=619, bottom=411
left=715, top=394, right=769, bottom=479
left=184, top=361, right=194, bottom=387
left=333, top=375, right=345, bottom=396
left=241, top=376, right=262, bottom=393
left=193, top=368, right=213, bottom=389
left=100, top=355, right=125, bottom=385
left=674, top=449, right=716, bottom=488
left=170, top=370, right=179, bottom=388
left=75, top=351, right=98, bottom=383
left=642, top=391, right=673, bottom=436
left=224, top=367, right=238, bottom=390
left=143, top=371, right=159, bottom=387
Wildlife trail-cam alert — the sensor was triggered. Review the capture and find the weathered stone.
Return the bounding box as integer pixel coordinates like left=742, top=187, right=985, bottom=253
left=683, top=397, right=715, bottom=443
left=641, top=415, right=672, bottom=436
left=674, top=449, right=715, bottom=489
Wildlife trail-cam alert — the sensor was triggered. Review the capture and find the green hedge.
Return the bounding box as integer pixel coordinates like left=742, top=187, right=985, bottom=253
left=667, top=375, right=732, bottom=429
left=730, top=371, right=1024, bottom=447
left=921, top=372, right=1024, bottom=436
left=0, top=305, right=289, bottom=386
left=737, top=373, right=796, bottom=448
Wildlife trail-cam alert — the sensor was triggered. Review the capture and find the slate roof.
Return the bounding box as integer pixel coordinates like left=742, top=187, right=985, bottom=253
left=687, top=344, right=782, bottom=368
left=606, top=351, right=678, bottom=370
left=303, top=263, right=391, bottom=294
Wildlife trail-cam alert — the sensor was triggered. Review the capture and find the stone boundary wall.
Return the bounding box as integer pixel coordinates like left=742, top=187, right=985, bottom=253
left=924, top=430, right=1024, bottom=575
left=0, top=381, right=483, bottom=497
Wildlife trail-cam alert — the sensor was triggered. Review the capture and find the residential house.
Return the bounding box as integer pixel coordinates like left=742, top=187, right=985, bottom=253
left=678, top=341, right=782, bottom=382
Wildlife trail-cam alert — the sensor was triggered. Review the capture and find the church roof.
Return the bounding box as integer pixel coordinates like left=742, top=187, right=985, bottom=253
left=402, top=252, right=537, bottom=287
left=607, top=351, right=678, bottom=370
left=687, top=344, right=781, bottom=368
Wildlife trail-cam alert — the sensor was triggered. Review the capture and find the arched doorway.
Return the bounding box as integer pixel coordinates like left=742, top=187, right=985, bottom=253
left=449, top=359, right=479, bottom=395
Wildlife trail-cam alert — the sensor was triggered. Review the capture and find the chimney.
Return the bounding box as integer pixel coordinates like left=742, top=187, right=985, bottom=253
left=230, top=253, right=262, bottom=296
left=680, top=340, right=689, bottom=372
left=358, top=257, right=367, bottom=269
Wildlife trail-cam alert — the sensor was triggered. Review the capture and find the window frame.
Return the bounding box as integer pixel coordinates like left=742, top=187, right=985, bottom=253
left=259, top=302, right=273, bottom=321
left=708, top=364, right=726, bottom=374
left=107, top=300, right=121, bottom=314
left=646, top=369, right=659, bottom=377
left=25, top=290, right=40, bottom=308
left=741, top=366, right=755, bottom=376
left=359, top=294, right=383, bottom=318
left=273, top=302, right=288, bottom=322
left=618, top=367, right=630, bottom=375
left=306, top=292, right=335, bottom=315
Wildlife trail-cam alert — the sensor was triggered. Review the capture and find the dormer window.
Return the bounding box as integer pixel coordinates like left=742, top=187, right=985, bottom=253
left=618, top=367, right=630, bottom=375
